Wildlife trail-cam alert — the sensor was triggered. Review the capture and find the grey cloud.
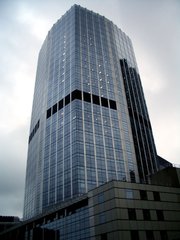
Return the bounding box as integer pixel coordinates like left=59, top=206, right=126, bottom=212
left=0, top=124, right=28, bottom=217
left=115, top=0, right=180, bottom=162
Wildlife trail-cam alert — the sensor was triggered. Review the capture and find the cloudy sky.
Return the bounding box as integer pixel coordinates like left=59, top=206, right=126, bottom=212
left=0, top=0, right=179, bottom=218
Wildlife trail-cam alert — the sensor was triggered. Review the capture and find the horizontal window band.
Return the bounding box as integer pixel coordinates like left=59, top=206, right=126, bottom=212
left=58, top=99, right=64, bottom=110
left=53, top=103, right=57, bottom=114
left=46, top=90, right=117, bottom=119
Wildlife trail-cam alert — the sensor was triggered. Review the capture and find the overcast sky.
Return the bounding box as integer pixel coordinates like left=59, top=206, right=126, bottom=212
left=0, top=0, right=179, bottom=218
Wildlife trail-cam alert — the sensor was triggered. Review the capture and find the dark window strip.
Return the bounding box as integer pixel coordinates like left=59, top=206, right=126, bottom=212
left=29, top=120, right=40, bottom=144
left=65, top=94, right=70, bottom=106
left=83, top=92, right=91, bottom=102
left=46, top=90, right=117, bottom=119
left=101, top=97, right=108, bottom=107
left=109, top=100, right=117, bottom=110
left=52, top=103, right=57, bottom=114
left=47, top=108, right=51, bottom=119
left=92, top=94, right=100, bottom=105
left=58, top=99, right=64, bottom=110
left=120, top=59, right=151, bottom=130
left=72, top=89, right=82, bottom=100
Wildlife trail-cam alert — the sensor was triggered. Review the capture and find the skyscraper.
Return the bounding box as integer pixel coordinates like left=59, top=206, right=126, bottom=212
left=23, top=5, right=159, bottom=220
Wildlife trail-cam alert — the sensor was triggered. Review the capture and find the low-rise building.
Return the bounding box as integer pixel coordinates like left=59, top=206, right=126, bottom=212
left=0, top=216, right=20, bottom=234
left=0, top=180, right=180, bottom=240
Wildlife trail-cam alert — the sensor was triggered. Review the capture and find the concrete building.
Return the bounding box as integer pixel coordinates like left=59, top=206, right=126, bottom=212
left=1, top=180, right=180, bottom=240
left=157, top=155, right=173, bottom=170
left=0, top=216, right=20, bottom=234
left=150, top=166, right=180, bottom=188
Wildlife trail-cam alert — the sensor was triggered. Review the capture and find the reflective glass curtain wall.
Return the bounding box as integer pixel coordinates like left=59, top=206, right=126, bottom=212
left=23, top=5, right=158, bottom=220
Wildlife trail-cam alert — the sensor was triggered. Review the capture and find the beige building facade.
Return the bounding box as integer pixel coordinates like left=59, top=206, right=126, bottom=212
left=89, top=180, right=180, bottom=240
left=1, top=179, right=180, bottom=240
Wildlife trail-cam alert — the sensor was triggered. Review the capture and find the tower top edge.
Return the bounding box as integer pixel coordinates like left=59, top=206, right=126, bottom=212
left=47, top=4, right=128, bottom=38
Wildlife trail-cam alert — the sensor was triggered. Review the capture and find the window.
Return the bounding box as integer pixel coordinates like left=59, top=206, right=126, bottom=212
left=101, top=233, right=107, bottom=240
left=83, top=92, right=91, bottom=102
left=160, top=231, right=168, bottom=240
left=47, top=108, right=51, bottom=119
left=92, top=95, right=100, bottom=105
left=58, top=99, right=63, bottom=110
left=125, top=189, right=133, bottom=199
left=71, top=89, right=82, bottom=100
left=52, top=103, right=57, bottom=114
left=99, top=213, right=106, bottom=224
left=98, top=193, right=104, bottom=204
left=128, top=208, right=136, bottom=220
left=140, top=190, right=147, bottom=200
left=156, top=210, right=164, bottom=221
left=146, top=230, right=154, bottom=240
left=101, top=97, right=108, bottom=107
left=143, top=209, right=151, bottom=220
left=153, top=191, right=160, bottom=201
left=109, top=100, right=117, bottom=110
left=130, top=230, right=139, bottom=240
left=65, top=94, right=70, bottom=105
left=130, top=170, right=136, bottom=183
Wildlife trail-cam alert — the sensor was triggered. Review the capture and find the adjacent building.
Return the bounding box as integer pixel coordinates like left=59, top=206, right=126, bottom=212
left=23, top=5, right=160, bottom=220
left=1, top=180, right=180, bottom=240
left=0, top=216, right=20, bottom=234
left=151, top=166, right=180, bottom=187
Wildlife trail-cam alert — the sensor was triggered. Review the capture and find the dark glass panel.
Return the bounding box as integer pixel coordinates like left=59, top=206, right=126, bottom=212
left=83, top=92, right=91, bottom=103
left=52, top=103, right=57, bottom=114
left=109, top=100, right=117, bottom=110
left=101, top=97, right=108, bottom=107
left=47, top=108, right=52, bottom=119
left=92, top=94, right=100, bottom=105
left=65, top=94, right=70, bottom=106
left=58, top=99, right=64, bottom=110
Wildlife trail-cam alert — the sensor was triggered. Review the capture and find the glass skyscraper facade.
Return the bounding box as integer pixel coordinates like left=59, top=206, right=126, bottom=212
left=23, top=5, right=159, bottom=220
